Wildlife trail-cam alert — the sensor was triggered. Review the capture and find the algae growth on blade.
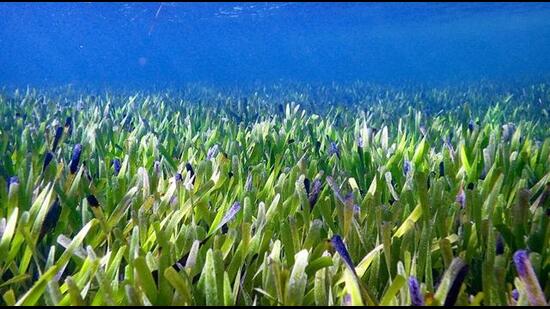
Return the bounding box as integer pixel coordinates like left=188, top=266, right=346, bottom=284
left=0, top=83, right=549, bottom=306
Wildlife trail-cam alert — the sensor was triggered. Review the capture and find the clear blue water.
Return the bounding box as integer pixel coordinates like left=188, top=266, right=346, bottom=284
left=1, top=2, right=550, bottom=89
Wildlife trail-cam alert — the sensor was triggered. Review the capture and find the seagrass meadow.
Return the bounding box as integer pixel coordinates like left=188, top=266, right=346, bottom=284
left=0, top=82, right=549, bottom=306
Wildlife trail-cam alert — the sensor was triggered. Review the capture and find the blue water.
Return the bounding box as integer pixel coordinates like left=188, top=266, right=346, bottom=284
left=1, top=2, right=550, bottom=89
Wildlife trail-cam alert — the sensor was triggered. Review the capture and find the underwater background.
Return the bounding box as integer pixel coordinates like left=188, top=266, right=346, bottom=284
left=1, top=2, right=550, bottom=89
left=1, top=2, right=550, bottom=307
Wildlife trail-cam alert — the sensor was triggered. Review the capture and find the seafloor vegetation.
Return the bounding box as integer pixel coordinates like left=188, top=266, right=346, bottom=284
left=0, top=82, right=548, bottom=306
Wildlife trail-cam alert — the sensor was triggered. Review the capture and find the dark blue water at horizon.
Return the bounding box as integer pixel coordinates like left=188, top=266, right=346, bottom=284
left=1, top=2, right=550, bottom=90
